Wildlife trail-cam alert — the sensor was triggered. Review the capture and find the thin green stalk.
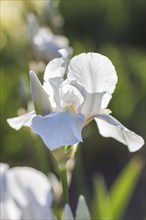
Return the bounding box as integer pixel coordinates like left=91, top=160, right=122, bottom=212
left=59, top=165, right=69, bottom=204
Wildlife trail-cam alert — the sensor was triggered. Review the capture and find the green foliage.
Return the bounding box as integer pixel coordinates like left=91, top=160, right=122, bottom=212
left=92, top=157, right=144, bottom=219
left=110, top=157, right=144, bottom=219
left=92, top=175, right=113, bottom=219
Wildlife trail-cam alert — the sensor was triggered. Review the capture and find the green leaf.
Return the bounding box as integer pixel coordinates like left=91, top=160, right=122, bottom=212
left=64, top=145, right=72, bottom=153
left=75, top=195, right=91, bottom=220
left=92, top=175, right=113, bottom=219
left=110, top=157, right=144, bottom=219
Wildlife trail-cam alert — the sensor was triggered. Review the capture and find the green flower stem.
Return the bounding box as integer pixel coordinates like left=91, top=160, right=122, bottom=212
left=53, top=145, right=76, bottom=204
left=59, top=165, right=69, bottom=204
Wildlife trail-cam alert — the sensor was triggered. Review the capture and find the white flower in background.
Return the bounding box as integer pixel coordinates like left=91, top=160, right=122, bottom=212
left=7, top=49, right=144, bottom=152
left=0, top=163, right=55, bottom=220
left=27, top=13, right=72, bottom=63
left=62, top=195, right=91, bottom=220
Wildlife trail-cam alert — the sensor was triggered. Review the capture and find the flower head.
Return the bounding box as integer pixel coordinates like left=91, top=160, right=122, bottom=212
left=27, top=13, right=72, bottom=63
left=7, top=49, right=144, bottom=152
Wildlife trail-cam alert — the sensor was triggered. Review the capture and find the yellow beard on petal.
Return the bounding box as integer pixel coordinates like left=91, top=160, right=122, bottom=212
left=63, top=105, right=76, bottom=113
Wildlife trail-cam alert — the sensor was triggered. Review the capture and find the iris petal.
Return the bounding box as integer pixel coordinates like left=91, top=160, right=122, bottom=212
left=30, top=71, right=51, bottom=115
left=43, top=49, right=69, bottom=110
left=67, top=52, right=118, bottom=95
left=69, top=80, right=105, bottom=117
left=44, top=49, right=69, bottom=81
left=1, top=164, right=54, bottom=219
left=60, top=83, right=84, bottom=111
left=7, top=167, right=53, bottom=207
left=0, top=198, right=21, bottom=219
left=78, top=92, right=105, bottom=117
left=95, top=114, right=144, bottom=152
left=32, top=111, right=85, bottom=151
left=7, top=111, right=35, bottom=130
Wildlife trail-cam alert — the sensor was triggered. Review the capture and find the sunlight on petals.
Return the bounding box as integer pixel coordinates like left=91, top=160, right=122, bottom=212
left=60, top=83, right=84, bottom=111
left=30, top=71, right=52, bottom=115
left=7, top=50, right=144, bottom=152
left=67, top=52, right=118, bottom=94
left=0, top=164, right=54, bottom=220
left=7, top=111, right=36, bottom=131
left=32, top=111, right=85, bottom=151
left=95, top=114, right=144, bottom=152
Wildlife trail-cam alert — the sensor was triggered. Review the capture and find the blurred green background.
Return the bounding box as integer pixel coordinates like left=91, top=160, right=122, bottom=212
left=1, top=0, right=145, bottom=219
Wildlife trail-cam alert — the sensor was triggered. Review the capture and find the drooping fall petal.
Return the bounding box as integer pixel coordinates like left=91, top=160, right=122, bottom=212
left=7, top=111, right=36, bottom=130
left=32, top=111, right=85, bottom=151
left=95, top=114, right=144, bottom=152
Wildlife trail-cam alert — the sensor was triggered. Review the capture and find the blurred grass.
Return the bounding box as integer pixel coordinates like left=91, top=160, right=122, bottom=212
left=92, top=157, right=144, bottom=219
left=110, top=157, right=144, bottom=218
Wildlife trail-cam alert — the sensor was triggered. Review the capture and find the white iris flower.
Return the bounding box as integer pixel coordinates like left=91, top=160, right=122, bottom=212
left=0, top=163, right=54, bottom=220
left=7, top=49, right=144, bottom=152
left=27, top=13, right=71, bottom=63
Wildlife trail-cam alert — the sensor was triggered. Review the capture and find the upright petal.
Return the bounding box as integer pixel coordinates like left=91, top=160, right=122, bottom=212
left=100, top=92, right=112, bottom=109
left=43, top=49, right=69, bottom=110
left=44, top=49, right=69, bottom=82
left=60, top=83, right=84, bottom=111
left=67, top=52, right=118, bottom=95
left=42, top=80, right=56, bottom=111
left=69, top=80, right=105, bottom=118
left=49, top=77, right=63, bottom=111
left=59, top=48, right=70, bottom=59
left=32, top=111, right=85, bottom=151
left=7, top=111, right=36, bottom=130
left=79, top=92, right=105, bottom=118
left=95, top=114, right=144, bottom=152
left=30, top=71, right=52, bottom=115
